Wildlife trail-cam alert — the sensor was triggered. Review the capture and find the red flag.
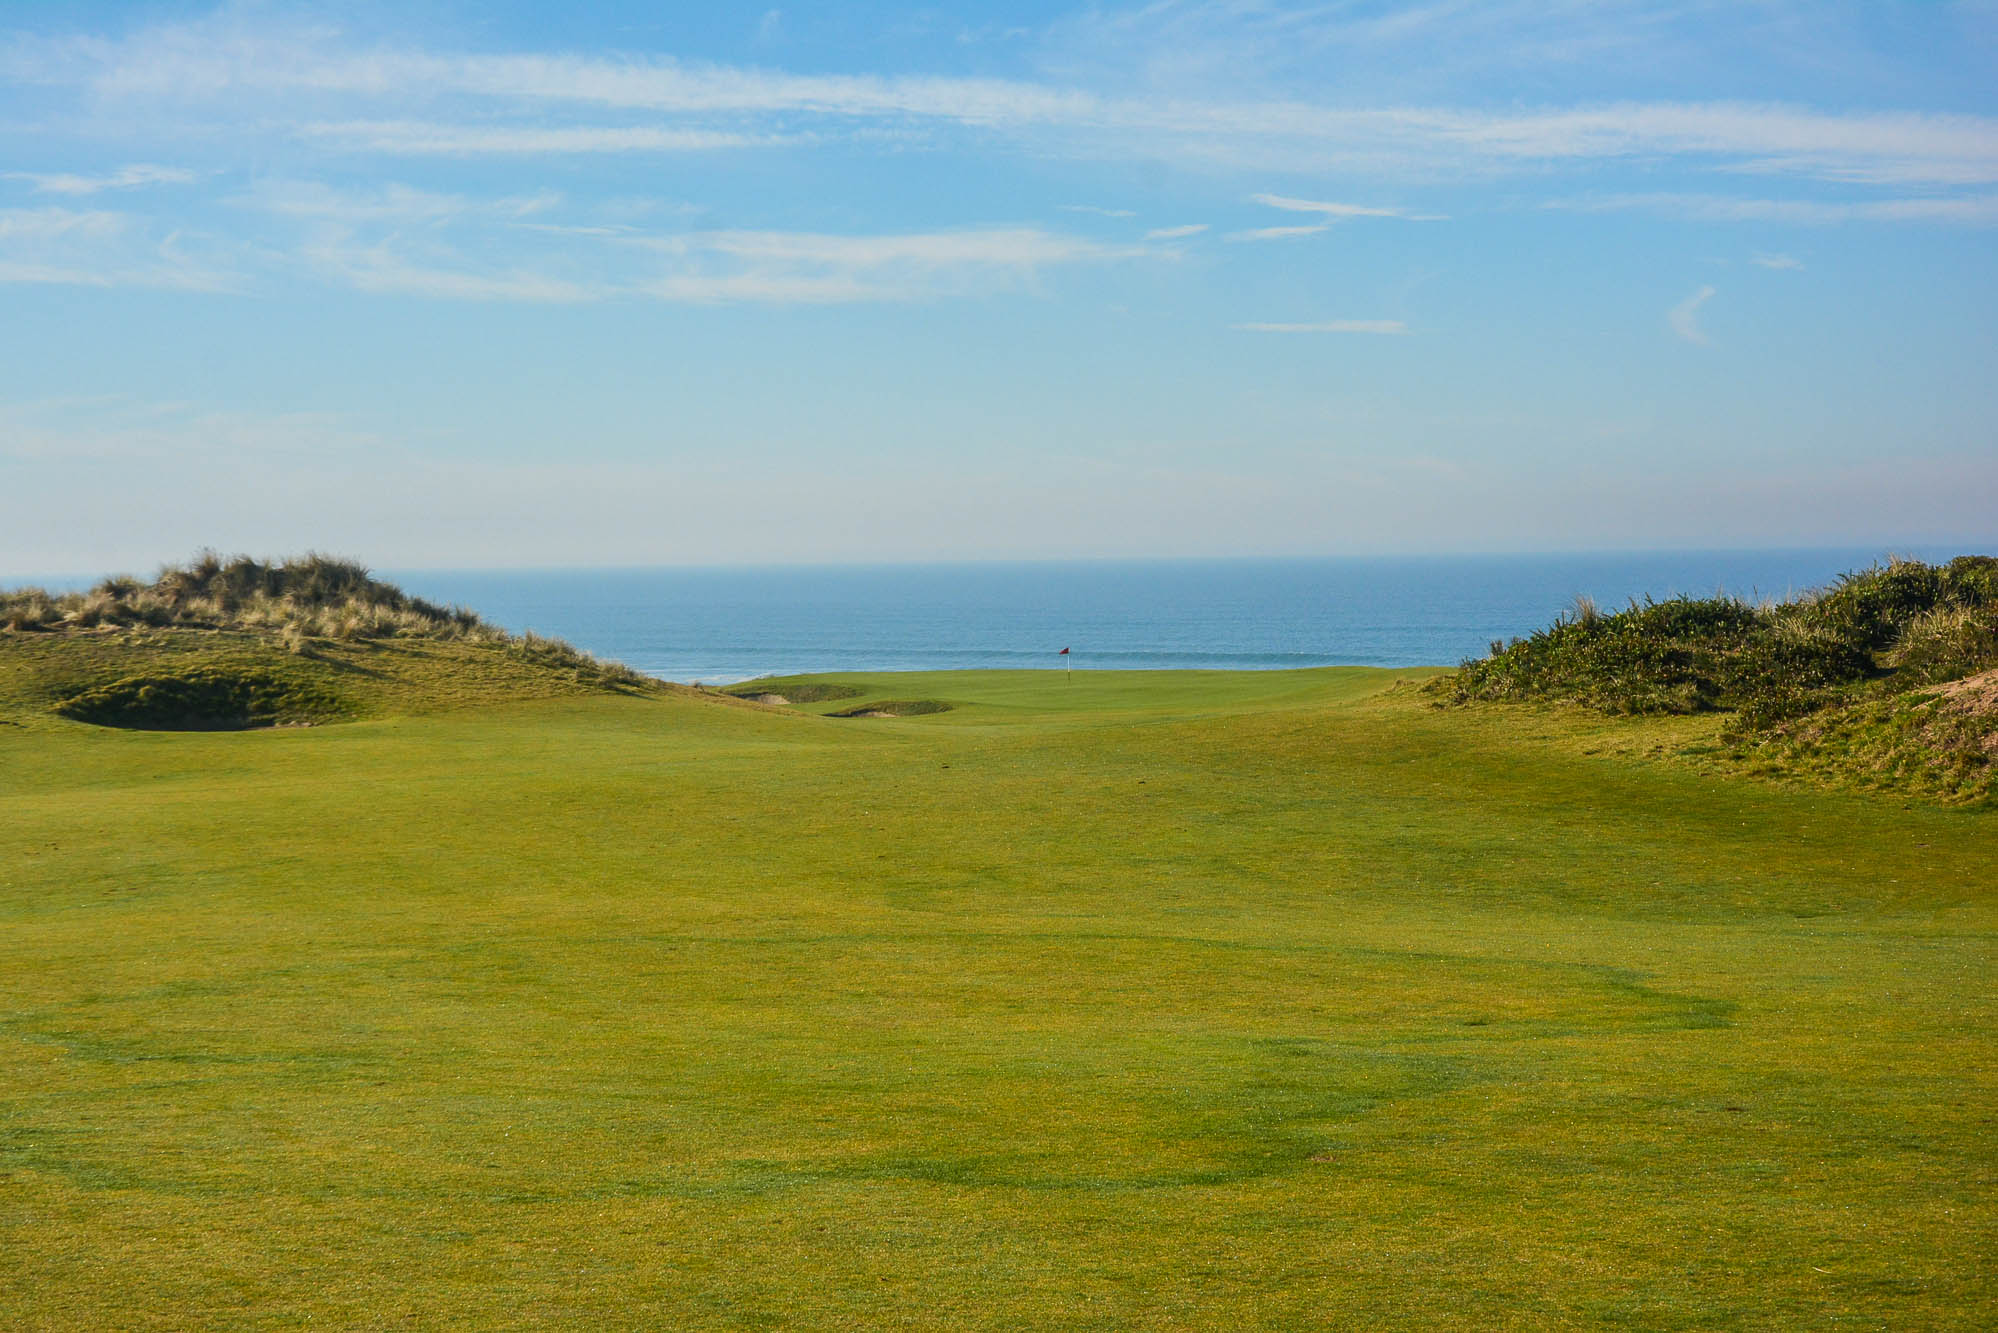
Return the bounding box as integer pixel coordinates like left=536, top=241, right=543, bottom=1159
left=1058, top=647, right=1069, bottom=655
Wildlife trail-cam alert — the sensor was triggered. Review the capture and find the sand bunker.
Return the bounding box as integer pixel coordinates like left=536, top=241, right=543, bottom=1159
left=827, top=699, right=953, bottom=719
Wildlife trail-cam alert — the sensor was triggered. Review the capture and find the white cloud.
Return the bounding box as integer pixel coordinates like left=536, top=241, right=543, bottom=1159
left=1226, top=224, right=1331, bottom=242
left=1385, top=102, right=1998, bottom=187
left=0, top=205, right=231, bottom=289
left=1232, top=320, right=1409, bottom=335
left=1668, top=285, right=1715, bottom=344
left=0, top=206, right=125, bottom=242
left=677, top=227, right=1137, bottom=270
left=300, top=237, right=600, bottom=303
left=1145, top=223, right=1208, bottom=240
left=1228, top=193, right=1445, bottom=239
left=1752, top=251, right=1804, bottom=270
left=642, top=273, right=878, bottom=305
left=1058, top=204, right=1136, bottom=218
left=1556, top=191, right=1998, bottom=225
left=276, top=222, right=1149, bottom=305
left=29, top=19, right=1998, bottom=187
left=238, top=180, right=560, bottom=223
left=1035, top=0, right=1895, bottom=105
left=513, top=222, right=642, bottom=238
left=300, top=121, right=786, bottom=155
left=5, top=164, right=198, bottom=195
left=627, top=226, right=1152, bottom=303
left=1251, top=193, right=1443, bottom=220
left=0, top=148, right=1157, bottom=307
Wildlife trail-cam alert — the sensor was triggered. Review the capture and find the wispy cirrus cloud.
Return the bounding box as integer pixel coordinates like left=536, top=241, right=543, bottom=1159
left=1251, top=193, right=1444, bottom=221
left=18, top=17, right=1998, bottom=189
left=287, top=219, right=1153, bottom=305
left=301, top=238, right=600, bottom=303
left=1233, top=320, right=1409, bottom=335
left=624, top=225, right=1152, bottom=303
left=300, top=121, right=790, bottom=155
left=0, top=206, right=125, bottom=243
left=1668, top=285, right=1716, bottom=344
left=1145, top=223, right=1208, bottom=240
left=648, top=226, right=1141, bottom=270
left=4, top=163, right=198, bottom=195
left=1226, top=223, right=1332, bottom=242
left=1752, top=251, right=1804, bottom=270
left=3, top=137, right=1159, bottom=305
left=1228, top=191, right=1444, bottom=240
left=0, top=205, right=232, bottom=289
left=237, top=180, right=560, bottom=223
left=1554, top=191, right=1998, bottom=224
left=1035, top=0, right=1991, bottom=113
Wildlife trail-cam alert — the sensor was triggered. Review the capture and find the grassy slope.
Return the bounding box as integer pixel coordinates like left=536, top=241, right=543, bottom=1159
left=0, top=629, right=672, bottom=732
left=2, top=666, right=1993, bottom=1330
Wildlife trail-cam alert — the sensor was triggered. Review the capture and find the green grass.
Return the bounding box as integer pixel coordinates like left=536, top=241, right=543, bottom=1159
left=2, top=661, right=1993, bottom=1329
left=0, top=628, right=673, bottom=735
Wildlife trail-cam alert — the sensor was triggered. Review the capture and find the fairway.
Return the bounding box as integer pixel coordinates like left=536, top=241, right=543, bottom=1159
left=3, top=669, right=1993, bottom=1329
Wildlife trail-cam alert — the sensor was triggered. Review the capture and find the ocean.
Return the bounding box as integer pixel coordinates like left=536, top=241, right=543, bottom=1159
left=382, top=547, right=1973, bottom=685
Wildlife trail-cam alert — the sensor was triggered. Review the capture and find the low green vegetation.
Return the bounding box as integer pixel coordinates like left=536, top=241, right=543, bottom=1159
left=2, top=638, right=1992, bottom=1329
left=49, top=664, right=350, bottom=730
left=1434, top=555, right=1998, bottom=804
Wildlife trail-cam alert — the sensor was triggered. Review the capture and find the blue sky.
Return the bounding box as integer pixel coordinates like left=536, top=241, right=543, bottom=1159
left=3, top=1, right=1995, bottom=573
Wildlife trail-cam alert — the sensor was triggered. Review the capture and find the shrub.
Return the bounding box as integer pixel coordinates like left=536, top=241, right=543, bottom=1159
left=1940, top=554, right=1998, bottom=607
left=1435, top=556, right=1993, bottom=730
left=1890, top=604, right=1998, bottom=686
left=1443, top=595, right=1762, bottom=715
left=1811, top=559, right=1946, bottom=652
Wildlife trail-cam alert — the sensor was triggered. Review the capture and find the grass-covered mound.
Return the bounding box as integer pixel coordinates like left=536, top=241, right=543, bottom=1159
left=51, top=664, right=349, bottom=730
left=1, top=552, right=660, bottom=728
left=1433, top=555, right=1998, bottom=803
left=1733, top=668, right=1998, bottom=804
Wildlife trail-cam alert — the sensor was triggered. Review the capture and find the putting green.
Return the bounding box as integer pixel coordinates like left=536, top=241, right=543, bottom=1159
left=2, top=667, right=1991, bottom=1329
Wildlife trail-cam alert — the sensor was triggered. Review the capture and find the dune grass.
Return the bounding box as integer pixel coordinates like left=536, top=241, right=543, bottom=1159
left=2, top=664, right=1993, bottom=1329
left=1434, top=556, right=1998, bottom=805
left=1438, top=556, right=1998, bottom=718
left=0, top=553, right=650, bottom=698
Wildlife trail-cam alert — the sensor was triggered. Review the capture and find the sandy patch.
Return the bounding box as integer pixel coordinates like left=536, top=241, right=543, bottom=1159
left=1934, top=667, right=1998, bottom=709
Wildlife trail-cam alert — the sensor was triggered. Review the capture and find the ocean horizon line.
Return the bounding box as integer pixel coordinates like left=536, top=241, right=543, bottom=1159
left=9, top=548, right=1992, bottom=686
